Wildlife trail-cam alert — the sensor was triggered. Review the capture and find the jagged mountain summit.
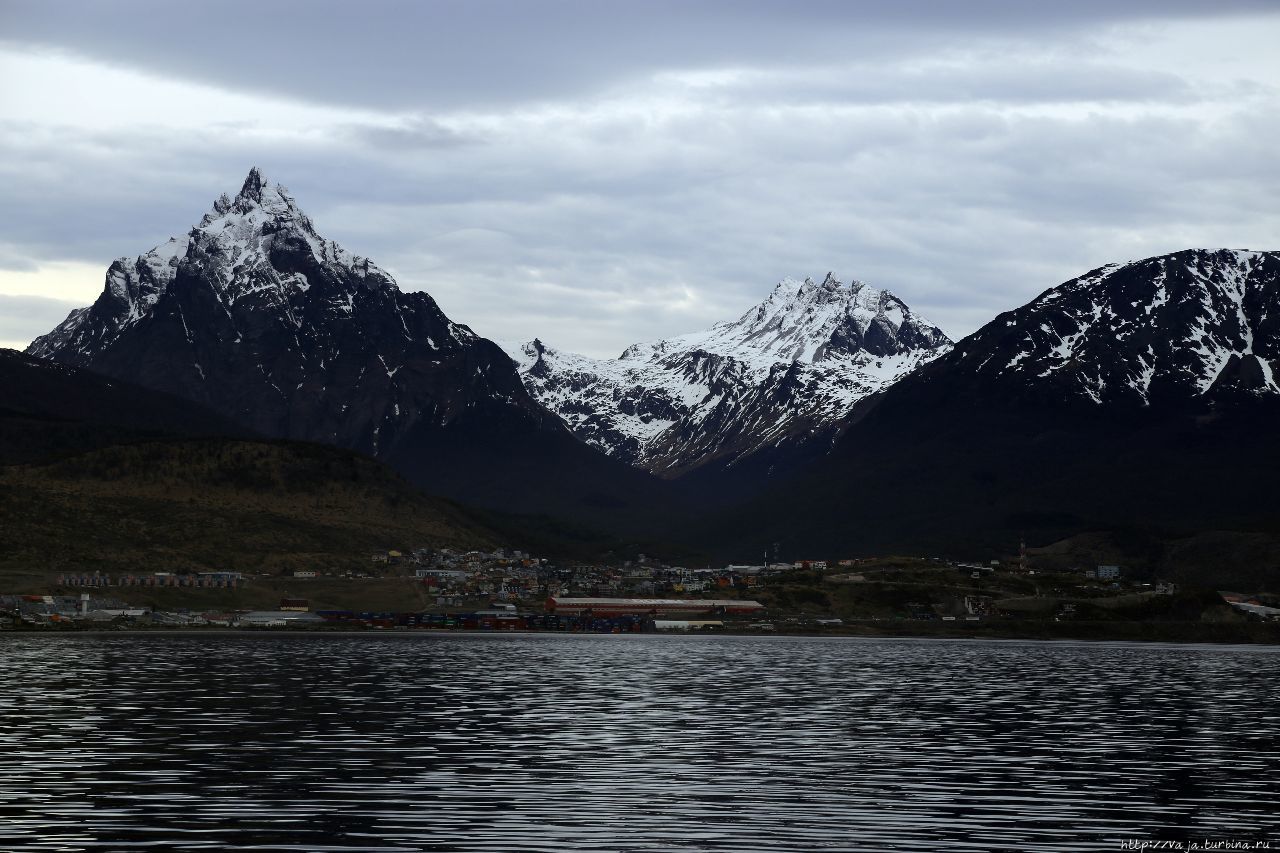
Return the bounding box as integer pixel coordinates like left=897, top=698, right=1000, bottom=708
left=27, top=168, right=663, bottom=519
left=930, top=248, right=1280, bottom=406
left=32, top=169, right=393, bottom=364
left=503, top=273, right=951, bottom=475
left=29, top=167, right=538, bottom=455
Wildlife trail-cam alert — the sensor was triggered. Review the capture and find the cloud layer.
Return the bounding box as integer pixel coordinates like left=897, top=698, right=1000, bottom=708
left=2, top=1, right=1278, bottom=356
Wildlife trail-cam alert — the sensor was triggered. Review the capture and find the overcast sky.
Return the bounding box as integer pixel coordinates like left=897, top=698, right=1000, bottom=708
left=2, top=1, right=1279, bottom=357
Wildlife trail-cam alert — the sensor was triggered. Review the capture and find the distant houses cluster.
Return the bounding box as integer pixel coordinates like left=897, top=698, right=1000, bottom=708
left=374, top=547, right=534, bottom=568
left=12, top=547, right=1280, bottom=632
left=56, top=571, right=243, bottom=588
left=399, top=549, right=789, bottom=604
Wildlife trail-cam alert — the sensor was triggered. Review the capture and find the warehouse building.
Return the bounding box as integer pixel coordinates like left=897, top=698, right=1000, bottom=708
left=546, top=597, right=764, bottom=617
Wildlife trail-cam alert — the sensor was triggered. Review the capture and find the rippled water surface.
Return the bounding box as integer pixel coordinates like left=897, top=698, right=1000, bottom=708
left=1, top=634, right=1278, bottom=852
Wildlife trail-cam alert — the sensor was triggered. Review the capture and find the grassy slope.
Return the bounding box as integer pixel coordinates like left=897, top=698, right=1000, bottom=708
left=748, top=559, right=1280, bottom=643
left=0, top=438, right=497, bottom=592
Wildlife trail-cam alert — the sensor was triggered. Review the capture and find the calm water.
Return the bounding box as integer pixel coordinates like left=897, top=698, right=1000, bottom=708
left=0, top=634, right=1277, bottom=852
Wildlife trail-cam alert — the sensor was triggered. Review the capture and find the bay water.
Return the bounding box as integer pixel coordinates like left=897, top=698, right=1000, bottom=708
left=1, top=633, right=1277, bottom=851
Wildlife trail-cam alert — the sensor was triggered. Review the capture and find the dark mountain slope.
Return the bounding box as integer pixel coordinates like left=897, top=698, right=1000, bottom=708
left=0, top=438, right=499, bottom=585
left=1, top=347, right=655, bottom=581
left=0, top=349, right=503, bottom=585
left=0, top=347, right=251, bottom=464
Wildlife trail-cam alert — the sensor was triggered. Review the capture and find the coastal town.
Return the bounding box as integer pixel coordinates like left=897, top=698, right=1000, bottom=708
left=3, top=546, right=1278, bottom=638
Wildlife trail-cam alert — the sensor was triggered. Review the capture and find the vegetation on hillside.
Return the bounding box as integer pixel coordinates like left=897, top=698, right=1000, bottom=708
left=0, top=438, right=496, bottom=590
left=746, top=558, right=1280, bottom=642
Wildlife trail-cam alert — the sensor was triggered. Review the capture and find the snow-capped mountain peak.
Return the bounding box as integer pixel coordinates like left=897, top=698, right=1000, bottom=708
left=26, top=167, right=557, bottom=473
left=945, top=248, right=1280, bottom=407
left=505, top=273, right=952, bottom=474
left=620, top=273, right=947, bottom=372
left=705, top=272, right=947, bottom=365
left=29, top=168, right=398, bottom=361
left=187, top=167, right=393, bottom=298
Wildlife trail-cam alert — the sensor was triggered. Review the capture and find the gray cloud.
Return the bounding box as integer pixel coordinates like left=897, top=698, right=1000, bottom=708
left=2, top=0, right=1275, bottom=111
left=1, top=2, right=1278, bottom=356
left=666, top=62, right=1205, bottom=110
left=0, top=294, right=81, bottom=345
left=341, top=118, right=484, bottom=152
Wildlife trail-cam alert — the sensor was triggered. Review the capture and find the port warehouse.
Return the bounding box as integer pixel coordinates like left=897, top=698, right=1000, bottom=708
left=545, top=598, right=765, bottom=616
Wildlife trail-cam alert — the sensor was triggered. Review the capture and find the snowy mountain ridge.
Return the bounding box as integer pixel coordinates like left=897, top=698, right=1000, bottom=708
left=503, top=273, right=952, bottom=474
left=940, top=248, right=1280, bottom=407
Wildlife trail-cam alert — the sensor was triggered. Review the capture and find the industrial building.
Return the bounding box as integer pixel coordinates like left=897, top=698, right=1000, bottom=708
left=546, top=597, right=764, bottom=617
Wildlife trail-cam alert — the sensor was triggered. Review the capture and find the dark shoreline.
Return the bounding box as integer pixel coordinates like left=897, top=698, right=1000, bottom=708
left=814, top=619, right=1280, bottom=645
left=4, top=621, right=1279, bottom=646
